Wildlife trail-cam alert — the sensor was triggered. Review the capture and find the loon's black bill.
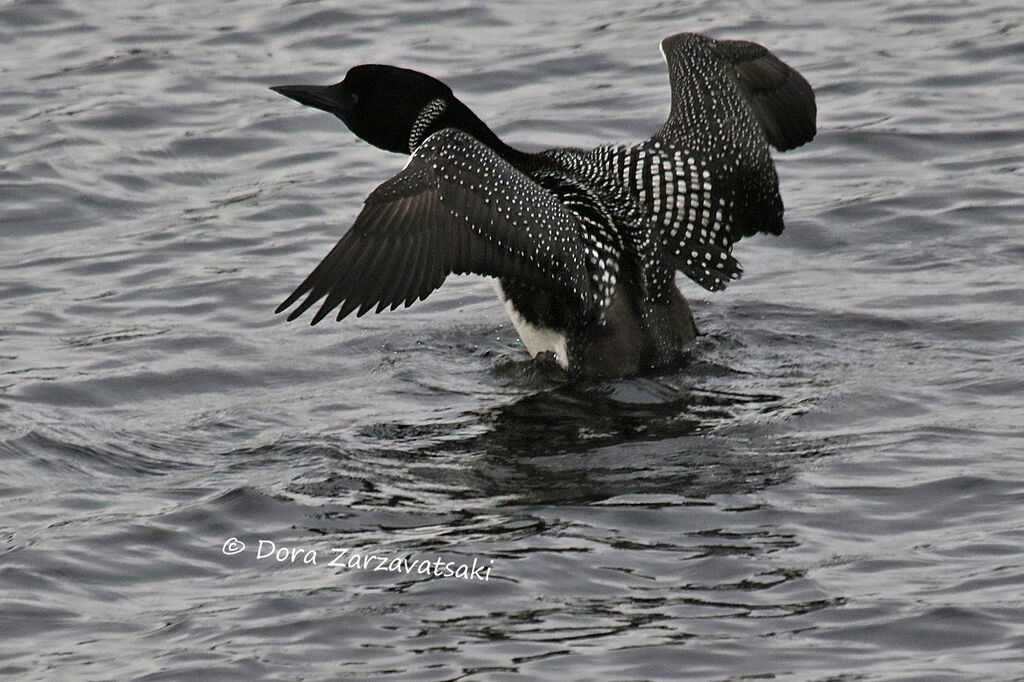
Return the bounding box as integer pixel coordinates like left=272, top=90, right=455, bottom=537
left=270, top=84, right=352, bottom=117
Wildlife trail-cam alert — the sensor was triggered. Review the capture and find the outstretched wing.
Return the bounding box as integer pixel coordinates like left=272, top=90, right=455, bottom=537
left=658, top=32, right=816, bottom=154
left=711, top=38, right=816, bottom=152
left=621, top=32, right=816, bottom=289
left=276, top=128, right=593, bottom=324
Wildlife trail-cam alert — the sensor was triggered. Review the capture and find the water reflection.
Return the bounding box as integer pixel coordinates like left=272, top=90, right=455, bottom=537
left=288, top=361, right=831, bottom=507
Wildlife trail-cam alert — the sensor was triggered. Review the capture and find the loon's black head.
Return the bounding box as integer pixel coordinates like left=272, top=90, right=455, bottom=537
left=272, top=64, right=509, bottom=156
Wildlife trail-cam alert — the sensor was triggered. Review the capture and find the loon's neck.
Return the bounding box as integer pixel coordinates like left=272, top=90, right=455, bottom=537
left=442, top=98, right=533, bottom=167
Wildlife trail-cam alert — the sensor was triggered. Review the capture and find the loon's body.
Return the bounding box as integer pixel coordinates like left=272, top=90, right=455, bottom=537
left=271, top=32, right=816, bottom=377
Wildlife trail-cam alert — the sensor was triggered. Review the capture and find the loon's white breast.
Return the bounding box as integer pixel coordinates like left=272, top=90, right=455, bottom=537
left=489, top=279, right=569, bottom=369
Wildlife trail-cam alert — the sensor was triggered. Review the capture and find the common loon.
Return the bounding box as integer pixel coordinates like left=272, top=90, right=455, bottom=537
left=271, top=32, right=816, bottom=377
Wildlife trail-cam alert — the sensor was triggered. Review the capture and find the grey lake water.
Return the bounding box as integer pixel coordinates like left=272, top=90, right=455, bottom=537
left=2, top=0, right=1023, bottom=679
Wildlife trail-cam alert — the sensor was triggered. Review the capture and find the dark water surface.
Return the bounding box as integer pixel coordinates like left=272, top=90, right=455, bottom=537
left=3, top=0, right=1023, bottom=679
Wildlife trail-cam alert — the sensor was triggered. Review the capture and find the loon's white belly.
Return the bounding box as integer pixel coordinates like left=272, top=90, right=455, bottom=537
left=489, top=279, right=569, bottom=369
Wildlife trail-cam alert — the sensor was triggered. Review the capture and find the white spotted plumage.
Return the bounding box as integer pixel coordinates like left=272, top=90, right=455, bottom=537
left=407, top=97, right=448, bottom=152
